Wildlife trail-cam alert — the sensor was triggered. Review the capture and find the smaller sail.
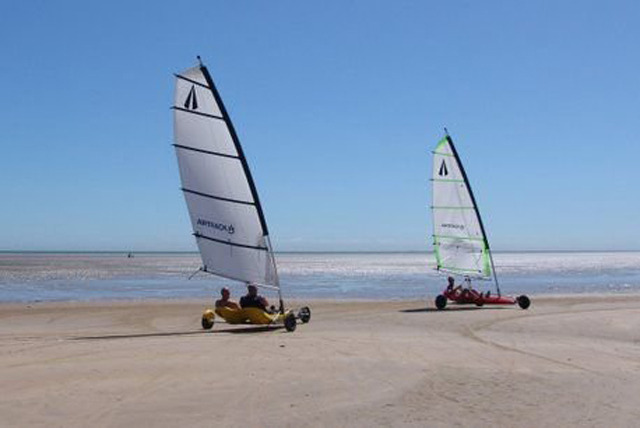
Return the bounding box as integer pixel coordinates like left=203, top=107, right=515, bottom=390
left=431, top=136, right=492, bottom=278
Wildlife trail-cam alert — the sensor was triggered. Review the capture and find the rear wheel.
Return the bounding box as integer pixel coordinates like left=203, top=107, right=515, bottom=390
left=517, top=295, right=531, bottom=310
left=435, top=294, right=447, bottom=310
left=284, top=314, right=297, bottom=332
left=298, top=306, right=311, bottom=323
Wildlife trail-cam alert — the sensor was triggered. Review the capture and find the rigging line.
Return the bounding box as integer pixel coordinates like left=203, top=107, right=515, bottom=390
left=200, top=266, right=280, bottom=290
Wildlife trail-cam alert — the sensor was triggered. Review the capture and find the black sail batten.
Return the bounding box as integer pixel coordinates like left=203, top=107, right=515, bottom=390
left=181, top=187, right=257, bottom=206
left=173, top=144, right=240, bottom=159
left=198, top=65, right=271, bottom=237
left=174, top=73, right=211, bottom=89
left=445, top=134, right=501, bottom=295
left=171, top=106, right=225, bottom=121
left=194, top=232, right=269, bottom=251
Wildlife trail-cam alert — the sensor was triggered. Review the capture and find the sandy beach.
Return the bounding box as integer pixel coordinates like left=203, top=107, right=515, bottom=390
left=1, top=295, right=639, bottom=427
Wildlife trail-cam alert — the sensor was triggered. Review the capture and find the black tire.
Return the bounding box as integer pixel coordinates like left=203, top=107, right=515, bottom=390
left=517, top=295, right=531, bottom=310
left=435, top=294, right=447, bottom=310
left=298, top=306, right=311, bottom=323
left=284, top=314, right=297, bottom=332
left=201, top=316, right=214, bottom=330
left=475, top=300, right=484, bottom=307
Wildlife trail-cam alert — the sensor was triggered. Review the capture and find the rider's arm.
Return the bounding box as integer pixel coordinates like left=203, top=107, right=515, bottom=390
left=260, top=296, right=269, bottom=308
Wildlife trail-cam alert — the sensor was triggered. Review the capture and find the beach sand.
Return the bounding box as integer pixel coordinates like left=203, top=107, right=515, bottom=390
left=1, top=295, right=639, bottom=427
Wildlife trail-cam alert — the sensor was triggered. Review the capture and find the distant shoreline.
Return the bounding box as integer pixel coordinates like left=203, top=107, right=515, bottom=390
left=1, top=249, right=639, bottom=255
left=2, top=292, right=640, bottom=307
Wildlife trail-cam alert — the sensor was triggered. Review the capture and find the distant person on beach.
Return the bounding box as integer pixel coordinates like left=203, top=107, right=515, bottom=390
left=215, top=287, right=240, bottom=310
left=240, top=283, right=269, bottom=311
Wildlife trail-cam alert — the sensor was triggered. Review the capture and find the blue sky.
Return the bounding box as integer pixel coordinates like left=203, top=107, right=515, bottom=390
left=1, top=1, right=638, bottom=251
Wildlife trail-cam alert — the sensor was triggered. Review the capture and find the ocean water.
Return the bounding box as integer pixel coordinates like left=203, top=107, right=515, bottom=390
left=0, top=252, right=639, bottom=302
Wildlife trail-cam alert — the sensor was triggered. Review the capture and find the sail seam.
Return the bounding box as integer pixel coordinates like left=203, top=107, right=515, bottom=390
left=173, top=144, right=239, bottom=159
left=194, top=233, right=268, bottom=251
left=431, top=179, right=465, bottom=183
left=433, top=151, right=455, bottom=157
left=439, top=266, right=483, bottom=273
left=182, top=188, right=255, bottom=206
left=172, top=106, right=225, bottom=121
left=174, top=74, right=211, bottom=89
left=433, top=234, right=484, bottom=241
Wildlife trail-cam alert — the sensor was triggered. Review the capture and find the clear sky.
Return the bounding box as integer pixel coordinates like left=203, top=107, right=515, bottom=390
left=1, top=1, right=639, bottom=252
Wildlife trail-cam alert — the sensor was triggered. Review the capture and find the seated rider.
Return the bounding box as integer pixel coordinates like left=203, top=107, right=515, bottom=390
left=215, top=287, right=240, bottom=310
left=446, top=276, right=462, bottom=297
left=461, top=282, right=482, bottom=300
left=239, top=283, right=269, bottom=311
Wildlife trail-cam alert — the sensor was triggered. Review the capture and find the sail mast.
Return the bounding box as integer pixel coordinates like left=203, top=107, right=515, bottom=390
left=198, top=63, right=270, bottom=238
left=444, top=130, right=501, bottom=296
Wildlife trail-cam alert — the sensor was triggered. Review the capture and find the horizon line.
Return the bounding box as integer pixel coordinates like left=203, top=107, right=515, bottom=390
left=1, top=249, right=639, bottom=254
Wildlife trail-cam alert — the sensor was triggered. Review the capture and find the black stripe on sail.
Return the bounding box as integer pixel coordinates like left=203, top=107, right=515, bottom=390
left=194, top=232, right=268, bottom=251
left=181, top=188, right=255, bottom=206
left=173, top=144, right=239, bottom=159
left=172, top=106, right=225, bottom=121
left=175, top=73, right=210, bottom=89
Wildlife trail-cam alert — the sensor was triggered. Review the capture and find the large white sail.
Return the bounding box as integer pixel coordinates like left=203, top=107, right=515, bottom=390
left=173, top=63, right=278, bottom=287
left=431, top=135, right=492, bottom=279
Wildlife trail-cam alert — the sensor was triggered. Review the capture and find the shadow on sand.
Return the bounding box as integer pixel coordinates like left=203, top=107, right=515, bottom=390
left=400, top=306, right=511, bottom=314
left=72, top=325, right=285, bottom=341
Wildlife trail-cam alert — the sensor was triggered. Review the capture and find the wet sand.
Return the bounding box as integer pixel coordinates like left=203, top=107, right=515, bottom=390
left=1, top=295, right=639, bottom=427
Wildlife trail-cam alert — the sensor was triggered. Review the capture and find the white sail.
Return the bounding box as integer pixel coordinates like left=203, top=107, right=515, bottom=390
left=431, top=136, right=492, bottom=279
left=173, top=64, right=277, bottom=287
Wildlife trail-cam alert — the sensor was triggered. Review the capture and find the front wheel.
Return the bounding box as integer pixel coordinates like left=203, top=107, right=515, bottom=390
left=201, top=315, right=214, bottom=330
left=517, top=295, right=531, bottom=310
left=435, top=294, right=447, bottom=310
left=284, top=313, right=297, bottom=332
left=298, top=306, right=311, bottom=323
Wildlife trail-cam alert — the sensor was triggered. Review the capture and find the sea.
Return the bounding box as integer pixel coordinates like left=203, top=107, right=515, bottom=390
left=0, top=252, right=639, bottom=303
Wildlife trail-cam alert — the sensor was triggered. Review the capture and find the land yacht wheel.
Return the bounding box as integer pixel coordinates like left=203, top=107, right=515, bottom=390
left=201, top=310, right=215, bottom=330
left=435, top=295, right=447, bottom=310
left=298, top=307, right=311, bottom=323
left=201, top=316, right=214, bottom=330
left=284, top=314, right=297, bottom=332
left=517, top=295, right=531, bottom=310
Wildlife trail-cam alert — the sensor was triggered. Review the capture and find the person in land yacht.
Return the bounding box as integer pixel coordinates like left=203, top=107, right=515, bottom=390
left=446, top=276, right=462, bottom=297
left=446, top=276, right=482, bottom=300
left=239, top=283, right=271, bottom=312
left=215, top=287, right=240, bottom=310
